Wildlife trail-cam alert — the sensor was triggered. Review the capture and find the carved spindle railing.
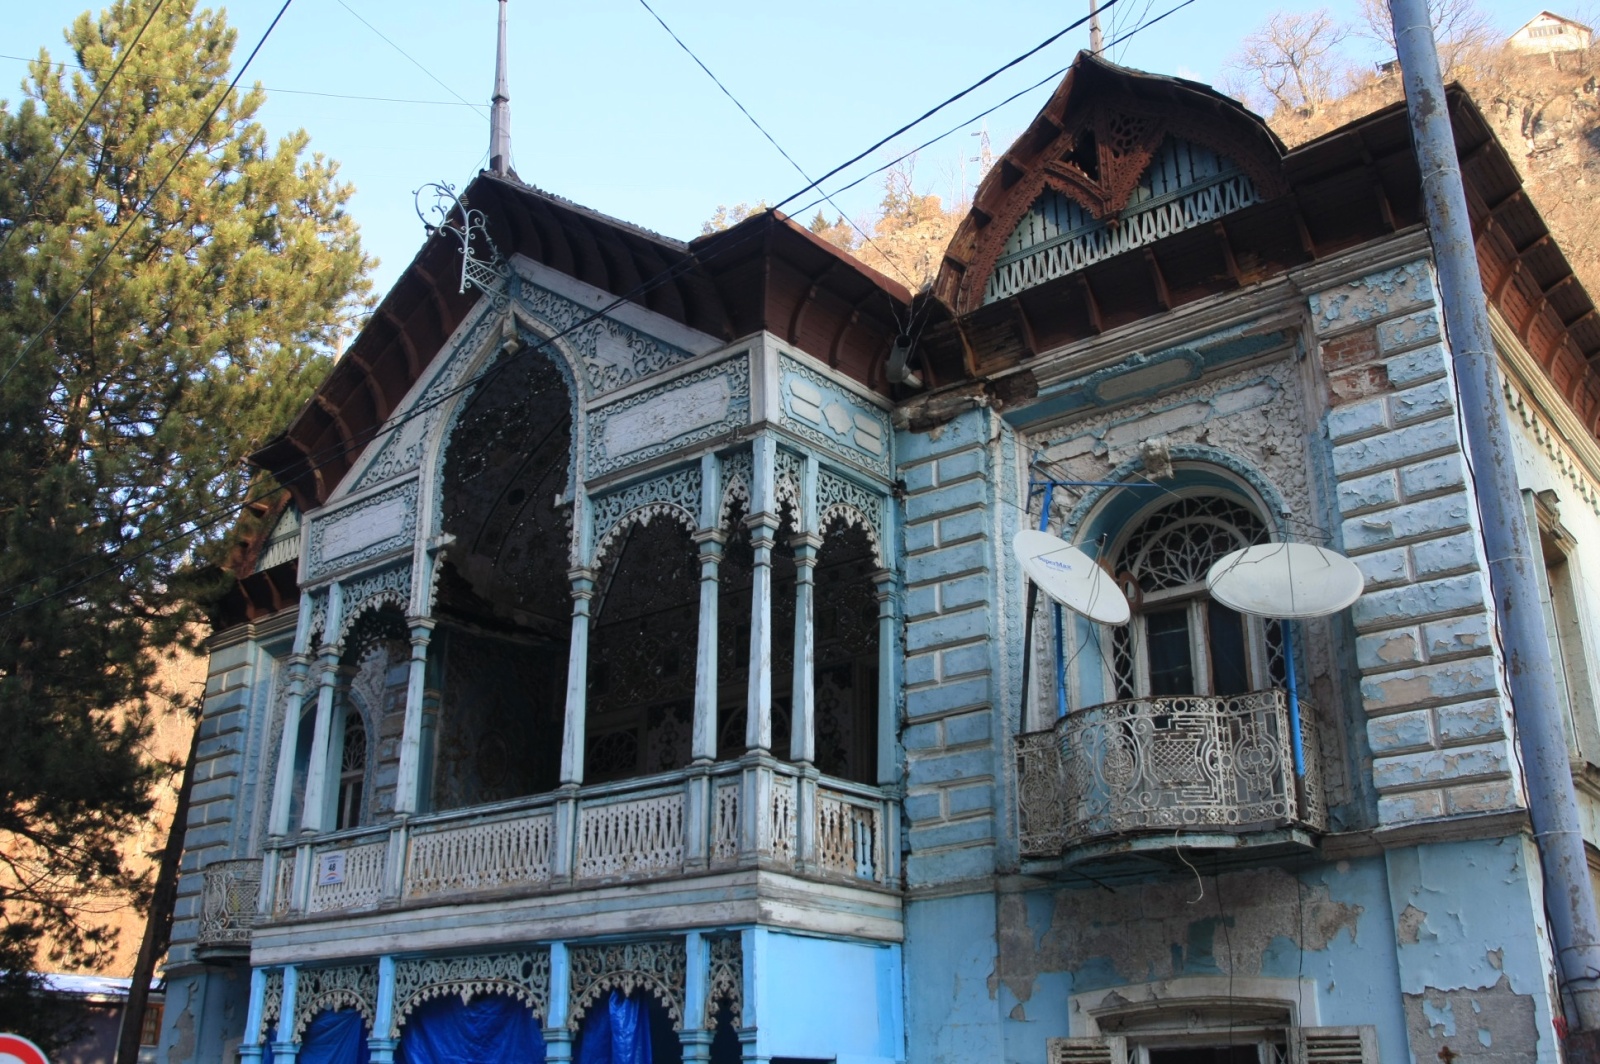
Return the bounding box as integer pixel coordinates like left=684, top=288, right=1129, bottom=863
left=197, top=858, right=262, bottom=950
left=711, top=779, right=741, bottom=867
left=815, top=786, right=885, bottom=883
left=306, top=836, right=388, bottom=913
left=406, top=808, right=556, bottom=899
left=769, top=776, right=797, bottom=863
left=576, top=788, right=686, bottom=881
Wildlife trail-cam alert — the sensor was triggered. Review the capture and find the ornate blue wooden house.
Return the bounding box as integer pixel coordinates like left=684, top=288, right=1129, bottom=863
left=161, top=42, right=1600, bottom=1064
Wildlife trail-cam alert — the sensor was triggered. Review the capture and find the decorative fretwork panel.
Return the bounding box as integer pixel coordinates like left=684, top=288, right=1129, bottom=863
left=294, top=963, right=378, bottom=1038
left=816, top=468, right=884, bottom=565
left=711, top=780, right=741, bottom=866
left=815, top=787, right=884, bottom=883
left=198, top=859, right=261, bottom=949
left=568, top=940, right=688, bottom=1030
left=576, top=791, right=686, bottom=880
left=272, top=852, right=296, bottom=918
left=718, top=449, right=754, bottom=527
left=1015, top=731, right=1067, bottom=858
left=305, top=840, right=386, bottom=913
left=405, top=812, right=555, bottom=899
left=770, top=776, right=797, bottom=863
left=336, top=564, right=413, bottom=647
left=704, top=934, right=744, bottom=1028
left=1057, top=690, right=1324, bottom=844
left=986, top=138, right=1259, bottom=303
left=391, top=951, right=551, bottom=1037
left=590, top=465, right=701, bottom=565
left=261, top=969, right=284, bottom=1041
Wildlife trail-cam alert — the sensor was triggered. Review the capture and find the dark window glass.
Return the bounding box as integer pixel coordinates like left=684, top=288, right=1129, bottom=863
left=1208, top=603, right=1250, bottom=696
left=1145, top=607, right=1193, bottom=696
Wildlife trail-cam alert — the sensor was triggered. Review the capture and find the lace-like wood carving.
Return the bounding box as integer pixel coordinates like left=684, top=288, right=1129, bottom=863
left=293, top=963, right=378, bottom=1038
left=704, top=934, right=743, bottom=1028
left=568, top=939, right=687, bottom=1030
left=390, top=950, right=551, bottom=1036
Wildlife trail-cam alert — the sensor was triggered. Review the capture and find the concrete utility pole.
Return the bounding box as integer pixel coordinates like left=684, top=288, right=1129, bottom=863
left=1388, top=0, right=1600, bottom=1033
left=1089, top=0, right=1104, bottom=53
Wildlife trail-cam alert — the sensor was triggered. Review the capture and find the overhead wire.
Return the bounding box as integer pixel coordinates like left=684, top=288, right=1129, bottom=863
left=0, top=1, right=1205, bottom=618
left=0, top=0, right=298, bottom=391
left=0, top=53, right=481, bottom=108
left=331, top=0, right=488, bottom=119
left=632, top=0, right=922, bottom=295
left=0, top=0, right=168, bottom=262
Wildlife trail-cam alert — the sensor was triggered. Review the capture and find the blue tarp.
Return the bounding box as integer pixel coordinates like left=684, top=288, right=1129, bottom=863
left=397, top=993, right=547, bottom=1064
left=574, top=990, right=652, bottom=1064
left=261, top=1009, right=371, bottom=1064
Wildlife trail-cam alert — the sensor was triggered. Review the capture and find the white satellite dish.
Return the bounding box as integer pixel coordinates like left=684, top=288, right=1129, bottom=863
left=1206, top=542, right=1365, bottom=620
left=1013, top=530, right=1130, bottom=625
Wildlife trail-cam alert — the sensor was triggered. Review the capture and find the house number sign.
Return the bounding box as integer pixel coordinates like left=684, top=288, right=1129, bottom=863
left=318, top=852, right=347, bottom=886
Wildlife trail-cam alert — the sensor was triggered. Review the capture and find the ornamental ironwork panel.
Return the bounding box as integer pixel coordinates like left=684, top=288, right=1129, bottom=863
left=390, top=950, right=551, bottom=1037
left=704, top=934, right=744, bottom=1028
left=1015, top=731, right=1066, bottom=858
left=1055, top=689, right=1324, bottom=845
left=197, top=858, right=261, bottom=949
left=568, top=939, right=687, bottom=1030
left=293, top=963, right=378, bottom=1038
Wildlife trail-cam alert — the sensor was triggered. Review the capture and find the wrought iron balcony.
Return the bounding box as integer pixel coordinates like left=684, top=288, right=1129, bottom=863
left=1017, top=689, right=1325, bottom=860
left=197, top=858, right=262, bottom=954
left=264, top=759, right=897, bottom=920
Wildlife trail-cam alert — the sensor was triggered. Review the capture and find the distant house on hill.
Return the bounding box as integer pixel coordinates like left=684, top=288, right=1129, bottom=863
left=1511, top=10, right=1593, bottom=53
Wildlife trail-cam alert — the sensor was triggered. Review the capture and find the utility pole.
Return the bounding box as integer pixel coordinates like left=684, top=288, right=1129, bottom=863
left=1389, top=0, right=1600, bottom=1037
left=1089, top=0, right=1104, bottom=53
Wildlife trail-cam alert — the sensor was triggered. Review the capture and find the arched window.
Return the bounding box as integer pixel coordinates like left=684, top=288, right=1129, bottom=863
left=335, top=710, right=367, bottom=831
left=1107, top=494, right=1285, bottom=700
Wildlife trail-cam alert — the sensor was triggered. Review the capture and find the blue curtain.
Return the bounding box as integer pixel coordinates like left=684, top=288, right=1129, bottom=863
left=574, top=990, right=652, bottom=1064
left=264, top=1009, right=371, bottom=1064
left=397, top=993, right=547, bottom=1064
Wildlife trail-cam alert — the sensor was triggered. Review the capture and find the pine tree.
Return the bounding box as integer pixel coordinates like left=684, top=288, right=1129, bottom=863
left=0, top=0, right=372, bottom=1046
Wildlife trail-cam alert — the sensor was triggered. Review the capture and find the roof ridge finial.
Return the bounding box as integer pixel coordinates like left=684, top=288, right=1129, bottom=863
left=490, top=0, right=512, bottom=176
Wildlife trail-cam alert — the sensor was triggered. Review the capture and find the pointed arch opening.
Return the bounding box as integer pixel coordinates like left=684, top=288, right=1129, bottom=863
left=431, top=347, right=575, bottom=809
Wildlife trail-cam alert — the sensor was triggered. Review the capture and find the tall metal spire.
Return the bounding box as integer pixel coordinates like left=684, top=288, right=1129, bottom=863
left=1089, top=0, right=1104, bottom=53
left=489, top=0, right=512, bottom=175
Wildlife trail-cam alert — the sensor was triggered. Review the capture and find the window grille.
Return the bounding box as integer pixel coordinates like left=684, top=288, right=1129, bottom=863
left=336, top=712, right=367, bottom=831
left=1106, top=494, right=1284, bottom=701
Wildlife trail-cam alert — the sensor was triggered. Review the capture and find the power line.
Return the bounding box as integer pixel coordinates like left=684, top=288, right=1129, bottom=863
left=0, top=53, right=482, bottom=108
left=633, top=0, right=921, bottom=295
left=769, top=0, right=1127, bottom=214
left=0, top=0, right=299, bottom=390
left=0, top=2, right=1201, bottom=618
left=793, top=0, right=1202, bottom=217
left=333, top=0, right=488, bottom=120
left=0, top=0, right=168, bottom=262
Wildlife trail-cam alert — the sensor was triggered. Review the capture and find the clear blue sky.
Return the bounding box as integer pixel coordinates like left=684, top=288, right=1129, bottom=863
left=4, top=0, right=1543, bottom=295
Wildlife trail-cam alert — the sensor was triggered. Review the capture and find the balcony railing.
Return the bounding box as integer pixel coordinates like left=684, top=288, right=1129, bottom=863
left=1017, top=689, right=1325, bottom=858
left=261, top=759, right=897, bottom=921
left=197, top=858, right=262, bottom=953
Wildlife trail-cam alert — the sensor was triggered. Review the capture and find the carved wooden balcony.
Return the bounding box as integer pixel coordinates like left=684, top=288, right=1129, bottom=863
left=263, top=760, right=897, bottom=920
left=1017, top=689, right=1325, bottom=864
left=197, top=858, right=262, bottom=957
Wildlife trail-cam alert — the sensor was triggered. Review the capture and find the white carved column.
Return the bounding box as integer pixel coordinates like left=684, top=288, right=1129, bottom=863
left=272, top=965, right=300, bottom=1062
left=745, top=435, right=777, bottom=753
left=299, top=583, right=344, bottom=834
left=559, top=568, right=596, bottom=786
left=267, top=593, right=318, bottom=838
left=368, top=955, right=397, bottom=1062
left=545, top=941, right=573, bottom=1064
left=789, top=534, right=821, bottom=765
left=693, top=451, right=725, bottom=763
left=393, top=619, right=435, bottom=815
left=682, top=930, right=711, bottom=1063
left=239, top=967, right=269, bottom=1062
left=874, top=570, right=898, bottom=786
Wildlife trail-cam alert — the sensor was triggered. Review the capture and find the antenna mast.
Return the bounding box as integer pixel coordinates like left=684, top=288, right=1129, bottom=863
left=1089, top=0, right=1104, bottom=52
left=489, top=0, right=513, bottom=175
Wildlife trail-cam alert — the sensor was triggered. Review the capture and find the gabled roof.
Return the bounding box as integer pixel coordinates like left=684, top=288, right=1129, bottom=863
left=251, top=175, right=912, bottom=513
left=913, top=53, right=1600, bottom=443
left=1514, top=11, right=1594, bottom=35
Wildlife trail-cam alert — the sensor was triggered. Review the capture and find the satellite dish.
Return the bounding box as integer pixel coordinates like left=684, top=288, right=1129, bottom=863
left=1013, top=530, right=1130, bottom=625
left=1206, top=542, right=1365, bottom=620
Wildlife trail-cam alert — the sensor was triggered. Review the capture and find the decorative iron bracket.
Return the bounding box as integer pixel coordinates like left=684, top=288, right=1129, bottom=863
left=414, top=181, right=505, bottom=294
